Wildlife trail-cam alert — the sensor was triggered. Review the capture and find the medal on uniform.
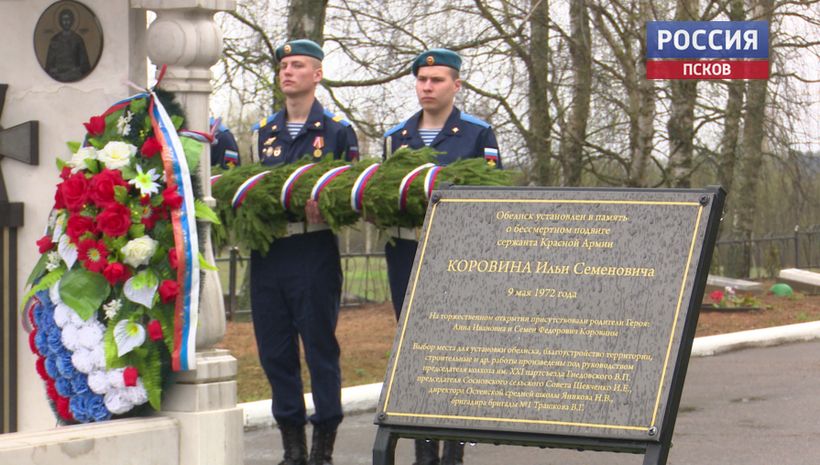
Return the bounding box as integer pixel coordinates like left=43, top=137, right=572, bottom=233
left=313, top=136, right=324, bottom=158
left=264, top=137, right=276, bottom=146
left=265, top=146, right=274, bottom=157
left=273, top=146, right=282, bottom=157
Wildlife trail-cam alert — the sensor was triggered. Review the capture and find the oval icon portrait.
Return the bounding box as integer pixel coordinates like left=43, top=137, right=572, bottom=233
left=33, top=1, right=103, bottom=83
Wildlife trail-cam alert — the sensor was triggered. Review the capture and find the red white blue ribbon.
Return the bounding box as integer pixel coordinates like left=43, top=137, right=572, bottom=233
left=350, top=163, right=380, bottom=213
left=149, top=92, right=200, bottom=372
left=280, top=163, right=317, bottom=210
left=231, top=171, right=272, bottom=208
left=210, top=174, right=222, bottom=186
left=398, top=163, right=436, bottom=210
left=310, top=165, right=352, bottom=201
left=423, top=165, right=443, bottom=200
left=484, top=147, right=499, bottom=164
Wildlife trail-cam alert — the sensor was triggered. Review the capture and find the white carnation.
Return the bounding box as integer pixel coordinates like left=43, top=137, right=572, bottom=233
left=71, top=348, right=95, bottom=374
left=49, top=282, right=63, bottom=306
left=60, top=324, right=82, bottom=352
left=78, top=322, right=105, bottom=349
left=98, top=141, right=136, bottom=170
left=52, top=302, right=71, bottom=329
left=67, top=147, right=98, bottom=173
left=121, top=236, right=159, bottom=268
left=89, top=345, right=106, bottom=371
left=88, top=370, right=110, bottom=394
left=124, top=380, right=148, bottom=405
left=104, top=389, right=133, bottom=414
left=107, top=369, right=126, bottom=389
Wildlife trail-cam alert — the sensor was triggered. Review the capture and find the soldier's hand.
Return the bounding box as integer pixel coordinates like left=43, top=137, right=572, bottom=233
left=305, top=199, right=325, bottom=224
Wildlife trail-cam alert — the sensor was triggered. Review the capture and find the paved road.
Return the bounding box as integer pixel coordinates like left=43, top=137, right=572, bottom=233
left=244, top=340, right=820, bottom=465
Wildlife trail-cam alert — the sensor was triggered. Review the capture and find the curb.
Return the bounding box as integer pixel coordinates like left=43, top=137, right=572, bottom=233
left=240, top=321, right=820, bottom=430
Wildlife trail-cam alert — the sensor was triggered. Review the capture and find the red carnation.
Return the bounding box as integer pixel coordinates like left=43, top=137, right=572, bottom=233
left=66, top=214, right=95, bottom=244
left=168, top=248, right=178, bottom=270
left=123, top=366, right=139, bottom=387
left=102, top=262, right=130, bottom=285
left=709, top=290, right=724, bottom=303
left=78, top=239, right=109, bottom=273
left=96, top=203, right=132, bottom=237
left=35, top=357, right=49, bottom=380
left=29, top=329, right=39, bottom=353
left=89, top=168, right=128, bottom=208
left=147, top=320, right=164, bottom=342
left=45, top=379, right=58, bottom=400
left=162, top=186, right=183, bottom=210
left=58, top=171, right=89, bottom=212
left=158, top=279, right=179, bottom=303
left=55, top=395, right=74, bottom=421
left=37, top=235, right=54, bottom=254
left=83, top=115, right=106, bottom=137
left=141, top=137, right=162, bottom=158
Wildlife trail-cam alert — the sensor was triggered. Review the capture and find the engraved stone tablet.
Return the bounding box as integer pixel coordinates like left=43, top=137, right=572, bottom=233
left=377, top=187, right=722, bottom=442
left=34, top=1, right=104, bottom=83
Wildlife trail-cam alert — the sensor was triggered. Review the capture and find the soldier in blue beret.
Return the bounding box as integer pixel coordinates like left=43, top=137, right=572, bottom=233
left=251, top=38, right=358, bottom=465
left=209, top=117, right=241, bottom=169
left=383, top=48, right=502, bottom=465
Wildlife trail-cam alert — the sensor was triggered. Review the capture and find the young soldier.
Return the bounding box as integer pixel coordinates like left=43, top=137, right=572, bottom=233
left=251, top=39, right=358, bottom=465
left=383, top=48, right=502, bottom=465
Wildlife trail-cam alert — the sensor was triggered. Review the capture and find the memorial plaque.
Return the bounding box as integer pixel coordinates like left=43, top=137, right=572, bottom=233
left=34, top=1, right=104, bottom=83
left=376, top=187, right=723, bottom=446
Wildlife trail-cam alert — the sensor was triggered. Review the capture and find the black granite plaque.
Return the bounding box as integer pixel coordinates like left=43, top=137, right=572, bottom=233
left=377, top=187, right=723, bottom=444
left=34, top=1, right=104, bottom=83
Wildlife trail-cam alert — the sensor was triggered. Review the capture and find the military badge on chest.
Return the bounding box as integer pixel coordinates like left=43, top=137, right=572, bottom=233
left=313, top=135, right=324, bottom=158
left=263, top=135, right=282, bottom=159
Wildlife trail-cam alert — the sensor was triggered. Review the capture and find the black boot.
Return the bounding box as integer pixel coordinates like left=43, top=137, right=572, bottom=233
left=441, top=440, right=464, bottom=465
left=278, top=424, right=307, bottom=465
left=413, top=439, right=440, bottom=465
left=308, top=425, right=337, bottom=465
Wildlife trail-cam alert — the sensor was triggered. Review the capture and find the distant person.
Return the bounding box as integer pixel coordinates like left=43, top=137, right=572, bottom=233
left=45, top=9, right=91, bottom=82
left=209, top=117, right=240, bottom=169
left=383, top=48, right=502, bottom=465
left=250, top=39, right=358, bottom=465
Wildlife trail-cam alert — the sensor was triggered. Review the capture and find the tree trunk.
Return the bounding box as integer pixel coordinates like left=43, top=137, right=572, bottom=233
left=733, top=0, right=773, bottom=277
left=287, top=0, right=328, bottom=44
left=529, top=0, right=553, bottom=186
left=559, top=0, right=592, bottom=187
left=667, top=0, right=699, bottom=188
left=627, top=0, right=655, bottom=187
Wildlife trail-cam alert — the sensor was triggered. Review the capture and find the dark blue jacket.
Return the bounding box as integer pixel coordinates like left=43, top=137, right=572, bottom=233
left=383, top=106, right=501, bottom=168
left=211, top=127, right=240, bottom=169
left=254, top=100, right=358, bottom=165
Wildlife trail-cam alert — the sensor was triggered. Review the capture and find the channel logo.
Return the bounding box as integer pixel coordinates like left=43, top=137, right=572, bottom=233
left=646, top=21, right=769, bottom=80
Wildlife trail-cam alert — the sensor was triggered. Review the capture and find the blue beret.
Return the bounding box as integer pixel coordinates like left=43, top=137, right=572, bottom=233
left=412, top=49, right=462, bottom=76
left=275, top=39, right=324, bottom=62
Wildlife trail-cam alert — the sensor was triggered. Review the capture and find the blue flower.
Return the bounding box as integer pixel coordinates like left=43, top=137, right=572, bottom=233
left=87, top=394, right=111, bottom=422
left=32, top=302, right=48, bottom=329
left=45, top=356, right=60, bottom=379
left=34, top=330, right=49, bottom=354
left=69, top=393, right=90, bottom=423
left=71, top=373, right=90, bottom=395
left=56, top=352, right=77, bottom=378
left=55, top=377, right=74, bottom=397
left=46, top=327, right=64, bottom=355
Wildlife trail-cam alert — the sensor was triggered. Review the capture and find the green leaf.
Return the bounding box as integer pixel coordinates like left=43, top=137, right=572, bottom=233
left=129, top=98, right=147, bottom=114
left=87, top=137, right=103, bottom=150
left=59, top=269, right=111, bottom=321
left=56, top=157, right=67, bottom=171
left=120, top=165, right=138, bottom=180
left=25, top=253, right=50, bottom=287
left=194, top=199, right=220, bottom=224
left=171, top=115, right=184, bottom=130
left=114, top=185, right=129, bottom=204
left=84, top=159, right=101, bottom=174
left=199, top=252, right=218, bottom=271
left=129, top=223, right=146, bottom=238
left=66, top=141, right=81, bottom=153
left=21, top=267, right=65, bottom=311
left=180, top=137, right=203, bottom=172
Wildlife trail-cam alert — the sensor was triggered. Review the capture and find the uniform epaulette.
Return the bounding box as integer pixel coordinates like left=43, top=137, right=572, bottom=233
left=460, top=112, right=491, bottom=129
left=384, top=121, right=406, bottom=138
left=252, top=112, right=279, bottom=131
left=323, top=109, right=351, bottom=127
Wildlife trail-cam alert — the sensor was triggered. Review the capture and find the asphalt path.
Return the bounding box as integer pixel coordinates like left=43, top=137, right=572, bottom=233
left=244, top=340, right=820, bottom=465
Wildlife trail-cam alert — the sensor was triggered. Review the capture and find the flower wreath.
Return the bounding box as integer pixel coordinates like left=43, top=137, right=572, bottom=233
left=23, top=85, right=218, bottom=424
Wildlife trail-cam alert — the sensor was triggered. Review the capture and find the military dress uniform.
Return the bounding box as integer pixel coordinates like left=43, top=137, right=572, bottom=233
left=250, top=99, right=358, bottom=439
left=210, top=118, right=241, bottom=169
left=383, top=106, right=501, bottom=319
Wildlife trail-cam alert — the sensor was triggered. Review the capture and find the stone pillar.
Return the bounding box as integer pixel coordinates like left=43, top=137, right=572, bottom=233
left=130, top=2, right=242, bottom=464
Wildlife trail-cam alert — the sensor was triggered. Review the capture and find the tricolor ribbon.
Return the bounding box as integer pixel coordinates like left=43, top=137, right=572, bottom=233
left=148, top=92, right=200, bottom=372
left=423, top=165, right=443, bottom=200
left=484, top=147, right=499, bottom=164
left=179, top=129, right=214, bottom=144
left=310, top=165, right=352, bottom=201
left=280, top=163, right=317, bottom=210
left=398, top=163, right=436, bottom=210
left=231, top=171, right=272, bottom=208
left=210, top=174, right=222, bottom=186
left=350, top=163, right=380, bottom=213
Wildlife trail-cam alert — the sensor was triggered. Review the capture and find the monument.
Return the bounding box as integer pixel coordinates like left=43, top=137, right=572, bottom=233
left=374, top=186, right=725, bottom=465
